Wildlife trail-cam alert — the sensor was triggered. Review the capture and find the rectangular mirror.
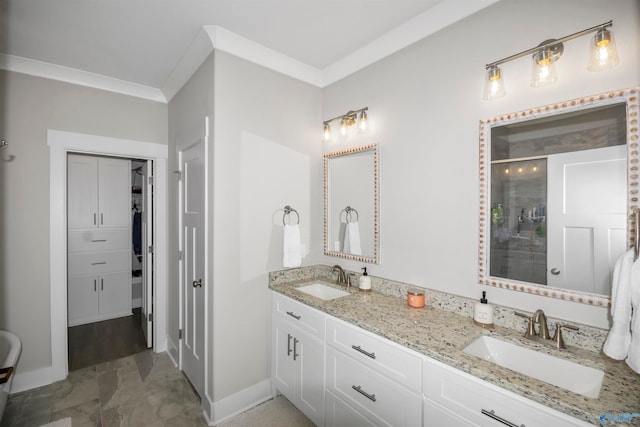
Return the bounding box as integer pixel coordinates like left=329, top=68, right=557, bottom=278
left=479, top=88, right=639, bottom=306
left=324, top=143, right=379, bottom=264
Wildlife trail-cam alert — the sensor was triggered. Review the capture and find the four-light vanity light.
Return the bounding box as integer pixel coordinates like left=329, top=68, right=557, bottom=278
left=323, top=107, right=368, bottom=141
left=483, top=20, right=619, bottom=101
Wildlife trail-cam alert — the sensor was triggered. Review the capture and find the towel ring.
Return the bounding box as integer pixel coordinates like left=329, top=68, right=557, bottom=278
left=283, top=205, right=300, bottom=225
left=340, top=206, right=359, bottom=223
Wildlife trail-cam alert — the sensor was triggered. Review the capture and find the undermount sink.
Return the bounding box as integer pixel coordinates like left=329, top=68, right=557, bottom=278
left=295, top=283, right=350, bottom=301
left=463, top=335, right=604, bottom=398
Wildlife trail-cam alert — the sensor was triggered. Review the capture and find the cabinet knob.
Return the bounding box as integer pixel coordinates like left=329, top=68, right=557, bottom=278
left=192, top=278, right=202, bottom=288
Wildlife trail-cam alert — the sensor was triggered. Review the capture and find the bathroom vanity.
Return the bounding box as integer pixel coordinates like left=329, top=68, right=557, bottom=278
left=269, top=268, right=640, bottom=426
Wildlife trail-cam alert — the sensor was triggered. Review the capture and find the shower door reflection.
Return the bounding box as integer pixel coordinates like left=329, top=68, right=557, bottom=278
left=490, top=158, right=547, bottom=285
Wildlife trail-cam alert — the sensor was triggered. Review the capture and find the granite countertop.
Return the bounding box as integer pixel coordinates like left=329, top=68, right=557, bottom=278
left=270, top=279, right=640, bottom=426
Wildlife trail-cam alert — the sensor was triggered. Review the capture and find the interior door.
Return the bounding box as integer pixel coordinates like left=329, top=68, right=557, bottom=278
left=141, top=160, right=154, bottom=348
left=547, top=145, right=627, bottom=293
left=179, top=134, right=206, bottom=399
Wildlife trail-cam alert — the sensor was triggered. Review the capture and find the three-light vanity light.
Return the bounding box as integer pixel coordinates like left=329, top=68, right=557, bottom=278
left=323, top=107, right=368, bottom=141
left=483, top=20, right=619, bottom=101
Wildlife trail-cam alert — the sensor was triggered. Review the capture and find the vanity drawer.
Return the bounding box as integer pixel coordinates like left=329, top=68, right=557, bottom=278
left=326, top=346, right=422, bottom=427
left=326, top=317, right=423, bottom=392
left=272, top=293, right=326, bottom=340
left=68, top=250, right=130, bottom=276
left=423, top=357, right=590, bottom=427
left=68, top=228, right=129, bottom=252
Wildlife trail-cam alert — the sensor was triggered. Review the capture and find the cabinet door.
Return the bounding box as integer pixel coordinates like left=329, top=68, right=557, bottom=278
left=296, top=329, right=325, bottom=427
left=68, top=155, right=99, bottom=229
left=68, top=275, right=99, bottom=324
left=326, top=391, right=377, bottom=427
left=272, top=316, right=296, bottom=401
left=98, top=158, right=130, bottom=228
left=98, top=271, right=131, bottom=316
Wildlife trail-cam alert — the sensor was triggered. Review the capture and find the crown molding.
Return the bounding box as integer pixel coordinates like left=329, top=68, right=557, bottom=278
left=0, top=53, right=167, bottom=102
left=204, top=26, right=324, bottom=87
left=0, top=0, right=499, bottom=101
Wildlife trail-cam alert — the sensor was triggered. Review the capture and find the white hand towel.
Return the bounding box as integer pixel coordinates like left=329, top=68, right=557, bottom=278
left=343, top=221, right=362, bottom=255
left=625, top=254, right=640, bottom=373
left=603, top=249, right=634, bottom=360
left=283, top=224, right=302, bottom=268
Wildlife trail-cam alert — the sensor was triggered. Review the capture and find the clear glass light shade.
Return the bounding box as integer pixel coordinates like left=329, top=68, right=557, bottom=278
left=483, top=66, right=505, bottom=100
left=323, top=124, right=331, bottom=141
left=531, top=49, right=558, bottom=87
left=588, top=28, right=619, bottom=71
left=359, top=110, right=368, bottom=132
left=340, top=118, right=348, bottom=136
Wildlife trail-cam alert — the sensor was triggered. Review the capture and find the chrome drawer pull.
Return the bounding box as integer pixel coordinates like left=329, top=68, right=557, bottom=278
left=287, top=333, right=293, bottom=357
left=481, top=409, right=524, bottom=427
left=286, top=311, right=301, bottom=320
left=293, top=338, right=299, bottom=361
left=351, top=345, right=376, bottom=359
left=91, top=239, right=107, bottom=242
left=352, top=385, right=376, bottom=402
left=91, top=262, right=107, bottom=265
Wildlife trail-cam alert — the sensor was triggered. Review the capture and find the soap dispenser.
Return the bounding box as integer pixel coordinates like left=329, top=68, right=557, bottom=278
left=359, top=267, right=371, bottom=292
left=473, top=291, right=494, bottom=328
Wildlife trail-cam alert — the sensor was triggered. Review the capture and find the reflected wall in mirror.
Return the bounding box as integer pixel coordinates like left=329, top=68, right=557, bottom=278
left=479, top=88, right=639, bottom=306
left=324, top=143, right=379, bottom=264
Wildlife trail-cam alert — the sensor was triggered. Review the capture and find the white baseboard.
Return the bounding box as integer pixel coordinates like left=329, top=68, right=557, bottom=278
left=207, top=379, right=274, bottom=425
left=12, top=365, right=62, bottom=394
left=166, top=334, right=179, bottom=367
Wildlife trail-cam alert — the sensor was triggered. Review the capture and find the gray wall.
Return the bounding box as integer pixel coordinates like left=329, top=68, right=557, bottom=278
left=0, top=70, right=167, bottom=374
left=319, top=0, right=640, bottom=328
left=211, top=50, right=322, bottom=401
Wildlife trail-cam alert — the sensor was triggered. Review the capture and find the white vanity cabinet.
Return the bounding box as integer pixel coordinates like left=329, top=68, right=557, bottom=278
left=271, top=294, right=326, bottom=427
left=325, top=317, right=423, bottom=427
left=422, top=356, right=592, bottom=427
left=67, top=154, right=131, bottom=326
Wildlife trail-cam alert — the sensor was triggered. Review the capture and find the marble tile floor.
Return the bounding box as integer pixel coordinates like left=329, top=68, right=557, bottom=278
left=1, top=350, right=207, bottom=427
left=1, top=350, right=313, bottom=427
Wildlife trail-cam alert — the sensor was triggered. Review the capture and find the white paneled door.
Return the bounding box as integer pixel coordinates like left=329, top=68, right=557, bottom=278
left=179, top=131, right=206, bottom=399
left=547, top=145, right=627, bottom=294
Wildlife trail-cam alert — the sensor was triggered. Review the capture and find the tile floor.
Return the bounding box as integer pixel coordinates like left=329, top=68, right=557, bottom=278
left=1, top=350, right=313, bottom=427
left=1, top=350, right=207, bottom=427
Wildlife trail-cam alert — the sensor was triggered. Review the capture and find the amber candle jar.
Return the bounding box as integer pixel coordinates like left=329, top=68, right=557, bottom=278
left=407, top=289, right=425, bottom=308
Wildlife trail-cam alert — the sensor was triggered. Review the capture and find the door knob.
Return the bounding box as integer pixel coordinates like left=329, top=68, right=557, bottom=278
left=550, top=268, right=561, bottom=275
left=192, top=278, right=203, bottom=288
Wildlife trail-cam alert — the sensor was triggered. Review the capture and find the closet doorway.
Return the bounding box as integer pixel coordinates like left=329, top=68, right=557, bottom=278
left=66, top=154, right=154, bottom=370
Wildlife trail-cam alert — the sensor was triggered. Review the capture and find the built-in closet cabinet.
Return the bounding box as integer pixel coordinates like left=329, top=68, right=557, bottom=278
left=67, top=154, right=132, bottom=326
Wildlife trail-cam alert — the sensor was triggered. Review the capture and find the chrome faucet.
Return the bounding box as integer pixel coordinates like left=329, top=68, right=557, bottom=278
left=331, top=265, right=349, bottom=287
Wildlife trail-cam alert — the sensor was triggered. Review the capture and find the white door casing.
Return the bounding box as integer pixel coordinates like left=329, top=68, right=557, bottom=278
left=547, top=145, right=627, bottom=294
left=48, top=130, right=167, bottom=387
left=141, top=160, right=154, bottom=348
left=177, top=120, right=208, bottom=400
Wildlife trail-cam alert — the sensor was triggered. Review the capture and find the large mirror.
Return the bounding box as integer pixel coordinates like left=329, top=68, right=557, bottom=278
left=324, top=143, right=379, bottom=264
left=479, top=88, right=639, bottom=306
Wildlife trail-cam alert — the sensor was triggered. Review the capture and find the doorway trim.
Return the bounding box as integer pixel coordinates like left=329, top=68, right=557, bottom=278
left=48, top=129, right=168, bottom=382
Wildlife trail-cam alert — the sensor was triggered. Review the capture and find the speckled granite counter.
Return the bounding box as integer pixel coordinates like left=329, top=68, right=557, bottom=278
left=269, top=273, right=640, bottom=426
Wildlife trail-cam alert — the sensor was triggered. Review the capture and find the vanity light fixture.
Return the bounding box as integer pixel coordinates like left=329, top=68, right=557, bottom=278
left=322, top=107, right=368, bottom=141
left=483, top=20, right=618, bottom=100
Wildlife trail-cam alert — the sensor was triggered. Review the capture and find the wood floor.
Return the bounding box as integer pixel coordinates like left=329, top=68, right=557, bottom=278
left=68, top=308, right=148, bottom=371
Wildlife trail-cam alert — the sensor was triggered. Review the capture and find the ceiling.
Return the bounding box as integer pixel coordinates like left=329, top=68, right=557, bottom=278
left=0, top=0, right=498, bottom=101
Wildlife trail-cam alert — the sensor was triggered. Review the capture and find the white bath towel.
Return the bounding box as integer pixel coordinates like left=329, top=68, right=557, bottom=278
left=625, top=253, right=640, bottom=373
left=603, top=249, right=634, bottom=360
left=343, top=221, right=362, bottom=255
left=283, top=224, right=302, bottom=268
